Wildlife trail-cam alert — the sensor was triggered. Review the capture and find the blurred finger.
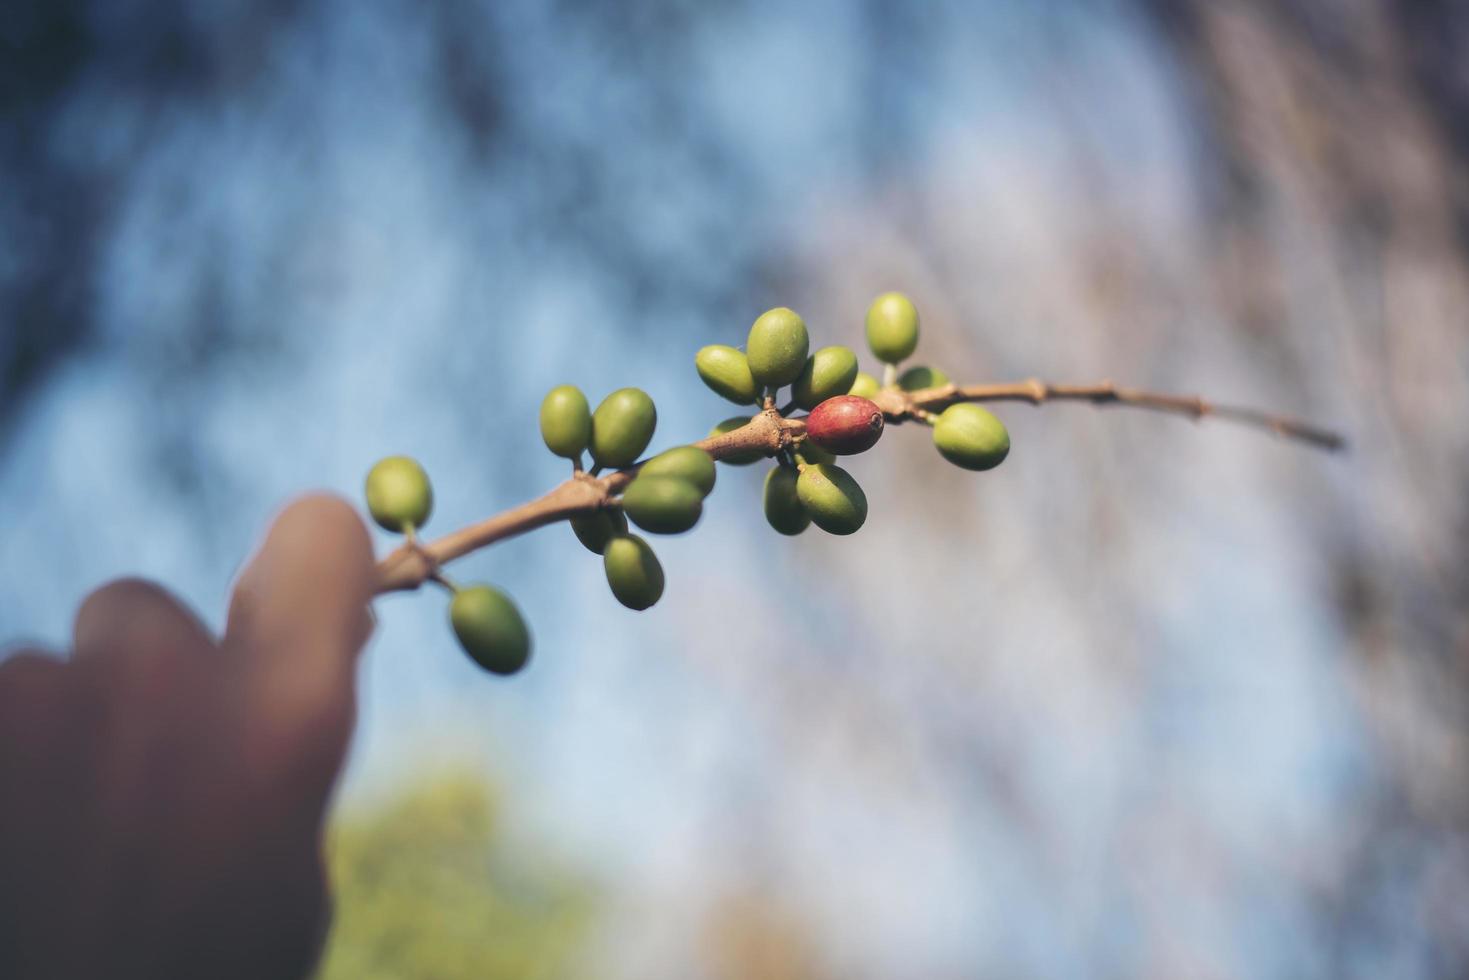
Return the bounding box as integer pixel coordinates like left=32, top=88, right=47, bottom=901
left=0, top=649, right=68, bottom=747
left=223, top=494, right=374, bottom=792
left=73, top=578, right=215, bottom=663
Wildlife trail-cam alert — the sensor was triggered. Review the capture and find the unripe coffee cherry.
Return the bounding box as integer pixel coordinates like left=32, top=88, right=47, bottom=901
left=865, top=292, right=919, bottom=364
left=603, top=534, right=665, bottom=610
left=621, top=475, right=703, bottom=535
left=539, top=384, right=592, bottom=459
left=571, top=508, right=628, bottom=555
left=745, top=307, right=809, bottom=389
left=763, top=466, right=810, bottom=535
left=708, top=416, right=765, bottom=465
left=639, top=446, right=716, bottom=496
left=897, top=365, right=949, bottom=391
left=796, top=463, right=868, bottom=535
left=805, top=395, right=884, bottom=456
left=792, top=345, right=860, bottom=410
left=932, top=403, right=1010, bottom=471
left=365, top=456, right=433, bottom=533
left=796, top=440, right=835, bottom=466
left=591, top=388, right=657, bottom=468
left=450, top=584, right=531, bottom=675
left=847, top=371, right=881, bottom=400
left=695, top=345, right=759, bottom=405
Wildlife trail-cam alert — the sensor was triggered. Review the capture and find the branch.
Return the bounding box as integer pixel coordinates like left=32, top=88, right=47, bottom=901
left=869, top=378, right=1346, bottom=451
left=373, top=378, right=1342, bottom=594
left=373, top=411, right=804, bottom=593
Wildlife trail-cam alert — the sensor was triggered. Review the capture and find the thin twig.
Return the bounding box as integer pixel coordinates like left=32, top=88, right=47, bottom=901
left=870, top=379, right=1346, bottom=451
left=373, top=379, right=1342, bottom=594
left=373, top=410, right=802, bottom=593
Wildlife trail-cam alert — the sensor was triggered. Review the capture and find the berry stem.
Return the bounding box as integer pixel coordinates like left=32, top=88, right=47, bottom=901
left=882, top=363, right=898, bottom=388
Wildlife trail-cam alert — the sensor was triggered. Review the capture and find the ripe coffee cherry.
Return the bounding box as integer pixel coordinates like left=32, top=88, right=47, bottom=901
left=897, top=365, right=949, bottom=391
left=933, top=403, right=1010, bottom=471
left=708, top=416, right=765, bottom=465
left=621, top=475, right=703, bottom=535
left=805, top=395, right=885, bottom=456
left=604, top=534, right=665, bottom=610
left=763, top=466, right=810, bottom=536
left=796, top=440, right=835, bottom=466
left=865, top=292, right=919, bottom=364
left=571, top=508, right=628, bottom=555
left=695, top=345, right=759, bottom=405
left=745, top=307, right=809, bottom=389
left=792, top=345, right=860, bottom=410
left=365, top=456, right=433, bottom=533
left=539, top=384, right=592, bottom=459
left=847, top=371, right=881, bottom=400
left=450, top=584, right=531, bottom=676
left=639, top=446, right=716, bottom=496
left=796, top=463, right=868, bottom=535
left=591, top=388, right=657, bottom=468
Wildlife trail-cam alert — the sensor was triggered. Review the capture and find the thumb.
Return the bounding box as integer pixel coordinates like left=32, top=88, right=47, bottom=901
left=225, top=494, right=375, bottom=789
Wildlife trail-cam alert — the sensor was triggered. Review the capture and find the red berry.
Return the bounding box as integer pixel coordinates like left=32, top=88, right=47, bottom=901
left=805, top=395, right=885, bottom=455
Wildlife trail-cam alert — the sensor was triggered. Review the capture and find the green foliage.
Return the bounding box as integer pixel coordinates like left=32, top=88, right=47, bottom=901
left=539, top=385, right=592, bottom=461
left=365, top=456, right=434, bottom=533
left=450, top=585, right=531, bottom=676
left=315, top=776, right=597, bottom=980
left=932, top=403, right=1010, bottom=471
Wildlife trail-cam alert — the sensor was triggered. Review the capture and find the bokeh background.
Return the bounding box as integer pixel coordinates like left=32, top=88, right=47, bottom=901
left=3, top=1, right=1467, bottom=977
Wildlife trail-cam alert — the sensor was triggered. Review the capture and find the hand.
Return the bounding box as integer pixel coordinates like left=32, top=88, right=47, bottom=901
left=0, top=496, right=375, bottom=980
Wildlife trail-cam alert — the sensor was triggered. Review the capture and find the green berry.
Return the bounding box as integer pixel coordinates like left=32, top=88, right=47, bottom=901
left=570, top=509, right=628, bottom=555
left=539, top=385, right=592, bottom=460
left=590, top=388, right=657, bottom=468
left=745, top=307, right=810, bottom=389
left=763, top=466, right=810, bottom=536
left=795, top=441, right=836, bottom=466
left=792, top=345, right=860, bottom=410
left=603, top=534, right=665, bottom=610
left=621, top=475, right=703, bottom=535
left=708, top=416, right=766, bottom=465
left=865, top=292, right=919, bottom=364
left=639, top=446, right=716, bottom=496
left=364, top=456, right=433, bottom=533
left=450, top=585, right=531, bottom=676
left=932, top=403, right=1010, bottom=471
left=695, top=345, right=760, bottom=405
left=897, top=365, right=949, bottom=392
left=796, top=463, right=868, bottom=535
left=847, top=371, right=881, bottom=400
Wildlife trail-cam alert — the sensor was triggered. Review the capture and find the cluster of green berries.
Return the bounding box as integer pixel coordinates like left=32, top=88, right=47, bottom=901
left=694, top=292, right=1010, bottom=540
left=364, top=457, right=531, bottom=676
left=363, top=291, right=1009, bottom=678
left=539, top=385, right=716, bottom=612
